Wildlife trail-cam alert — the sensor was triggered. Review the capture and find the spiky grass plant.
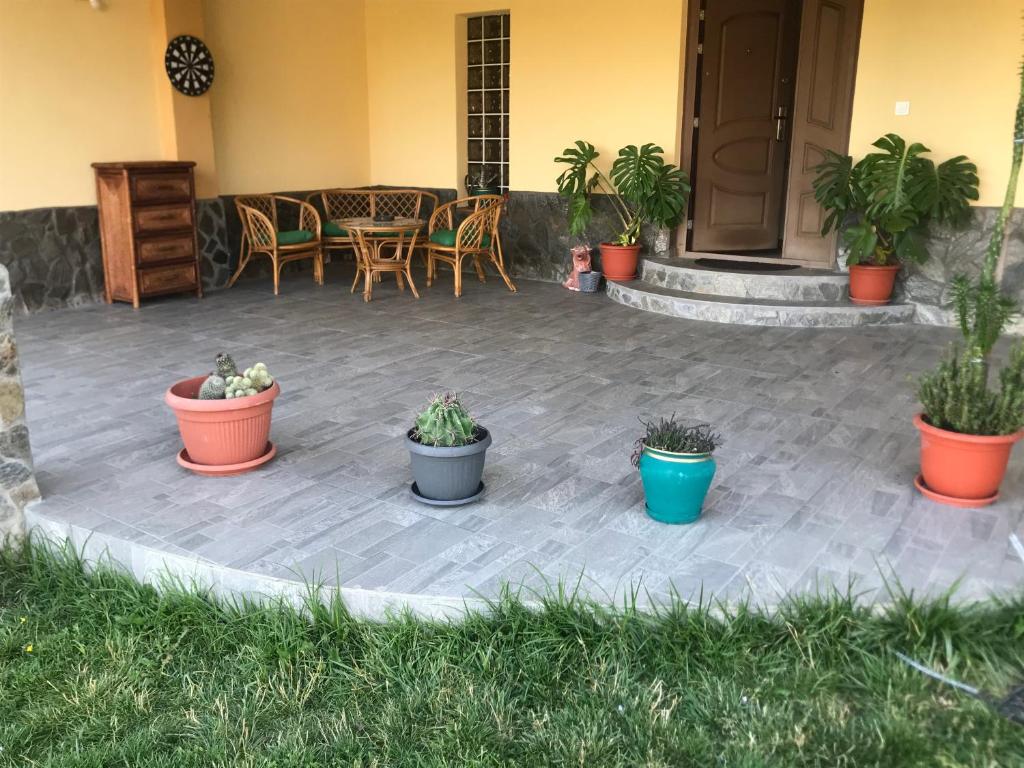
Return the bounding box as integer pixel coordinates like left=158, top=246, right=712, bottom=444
left=631, top=416, right=721, bottom=468
left=918, top=55, right=1024, bottom=434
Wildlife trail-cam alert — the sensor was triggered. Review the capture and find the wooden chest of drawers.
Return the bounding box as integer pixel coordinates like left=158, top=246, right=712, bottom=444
left=92, top=161, right=203, bottom=307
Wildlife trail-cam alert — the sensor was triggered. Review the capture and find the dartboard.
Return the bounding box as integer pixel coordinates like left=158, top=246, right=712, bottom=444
left=164, top=35, right=214, bottom=96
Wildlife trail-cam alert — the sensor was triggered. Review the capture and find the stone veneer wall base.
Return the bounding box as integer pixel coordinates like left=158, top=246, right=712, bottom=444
left=0, top=195, right=1019, bottom=329
left=0, top=265, right=39, bottom=540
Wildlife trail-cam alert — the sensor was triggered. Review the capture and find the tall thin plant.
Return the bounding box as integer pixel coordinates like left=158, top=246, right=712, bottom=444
left=952, top=58, right=1024, bottom=361
left=919, top=56, right=1024, bottom=436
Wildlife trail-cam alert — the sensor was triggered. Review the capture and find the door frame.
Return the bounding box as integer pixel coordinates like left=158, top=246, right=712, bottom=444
left=674, top=0, right=863, bottom=267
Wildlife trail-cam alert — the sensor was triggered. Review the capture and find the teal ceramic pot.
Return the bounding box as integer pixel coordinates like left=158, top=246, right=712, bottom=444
left=638, top=446, right=716, bottom=524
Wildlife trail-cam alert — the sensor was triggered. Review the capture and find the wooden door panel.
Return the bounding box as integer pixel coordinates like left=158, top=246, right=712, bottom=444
left=692, top=0, right=800, bottom=252
left=782, top=0, right=863, bottom=264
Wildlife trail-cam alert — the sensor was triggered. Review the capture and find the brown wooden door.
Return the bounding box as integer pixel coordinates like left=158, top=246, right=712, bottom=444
left=691, top=0, right=800, bottom=252
left=781, top=0, right=863, bottom=264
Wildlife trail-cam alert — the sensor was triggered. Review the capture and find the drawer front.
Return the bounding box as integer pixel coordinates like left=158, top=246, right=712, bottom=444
left=136, top=234, right=195, bottom=266
left=134, top=204, right=193, bottom=235
left=131, top=173, right=192, bottom=203
left=138, top=263, right=197, bottom=295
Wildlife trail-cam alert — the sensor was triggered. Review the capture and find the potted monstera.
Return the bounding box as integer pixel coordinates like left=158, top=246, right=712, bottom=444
left=631, top=416, right=721, bottom=524
left=555, top=141, right=690, bottom=282
left=813, top=134, right=979, bottom=304
left=915, top=64, right=1024, bottom=508
left=406, top=392, right=491, bottom=505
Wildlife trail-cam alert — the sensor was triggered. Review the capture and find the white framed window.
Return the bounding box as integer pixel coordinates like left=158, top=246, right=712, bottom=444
left=466, top=13, right=509, bottom=193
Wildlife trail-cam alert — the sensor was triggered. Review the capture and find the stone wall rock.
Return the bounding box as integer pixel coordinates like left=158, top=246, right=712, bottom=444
left=900, top=207, right=1024, bottom=330
left=0, top=265, right=38, bottom=541
left=0, top=199, right=231, bottom=312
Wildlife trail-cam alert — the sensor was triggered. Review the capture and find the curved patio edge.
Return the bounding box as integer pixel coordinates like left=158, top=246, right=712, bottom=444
left=26, top=501, right=1021, bottom=621
left=24, top=502, right=496, bottom=622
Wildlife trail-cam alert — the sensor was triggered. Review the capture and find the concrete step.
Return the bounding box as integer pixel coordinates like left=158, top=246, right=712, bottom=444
left=641, top=257, right=849, bottom=302
left=606, top=280, right=915, bottom=328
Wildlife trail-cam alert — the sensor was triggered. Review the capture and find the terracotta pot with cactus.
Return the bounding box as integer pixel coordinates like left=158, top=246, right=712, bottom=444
left=165, top=352, right=279, bottom=477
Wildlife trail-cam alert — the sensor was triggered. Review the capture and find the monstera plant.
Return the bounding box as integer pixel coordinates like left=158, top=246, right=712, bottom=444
left=554, top=141, right=690, bottom=281
left=813, top=134, right=978, bottom=304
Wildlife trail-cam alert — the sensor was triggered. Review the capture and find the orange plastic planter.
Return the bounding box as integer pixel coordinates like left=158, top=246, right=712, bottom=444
left=913, top=413, right=1022, bottom=507
left=849, top=264, right=900, bottom=305
left=599, top=243, right=641, bottom=281
left=165, top=376, right=279, bottom=470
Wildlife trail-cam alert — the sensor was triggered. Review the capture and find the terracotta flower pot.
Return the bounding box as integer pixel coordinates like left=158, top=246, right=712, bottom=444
left=913, top=413, right=1022, bottom=507
left=599, top=243, right=641, bottom=282
left=848, top=263, right=900, bottom=305
left=165, top=376, right=280, bottom=469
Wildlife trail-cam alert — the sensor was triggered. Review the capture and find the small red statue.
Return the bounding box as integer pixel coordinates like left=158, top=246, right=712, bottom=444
left=563, top=245, right=592, bottom=291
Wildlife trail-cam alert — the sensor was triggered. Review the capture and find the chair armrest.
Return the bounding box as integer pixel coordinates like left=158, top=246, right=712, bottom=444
left=429, top=199, right=457, bottom=234
left=276, top=196, right=322, bottom=239
left=240, top=206, right=276, bottom=249
left=297, top=200, right=322, bottom=238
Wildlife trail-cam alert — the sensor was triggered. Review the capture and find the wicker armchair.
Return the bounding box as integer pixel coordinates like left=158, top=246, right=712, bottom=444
left=230, top=195, right=323, bottom=295
left=426, top=195, right=516, bottom=297
left=308, top=188, right=439, bottom=263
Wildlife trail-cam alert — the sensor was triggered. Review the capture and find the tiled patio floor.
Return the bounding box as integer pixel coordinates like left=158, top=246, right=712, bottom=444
left=17, top=264, right=1024, bottom=609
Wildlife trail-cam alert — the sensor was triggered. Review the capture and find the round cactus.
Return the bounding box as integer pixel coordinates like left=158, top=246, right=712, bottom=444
left=208, top=355, right=276, bottom=399
left=215, top=352, right=238, bottom=379
left=412, top=392, right=478, bottom=447
left=198, top=374, right=226, bottom=400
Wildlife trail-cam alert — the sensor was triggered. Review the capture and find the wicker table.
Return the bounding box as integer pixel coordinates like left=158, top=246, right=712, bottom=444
left=339, top=217, right=423, bottom=302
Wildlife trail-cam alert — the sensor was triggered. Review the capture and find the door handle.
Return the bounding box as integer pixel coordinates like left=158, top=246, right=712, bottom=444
left=775, top=106, right=788, bottom=142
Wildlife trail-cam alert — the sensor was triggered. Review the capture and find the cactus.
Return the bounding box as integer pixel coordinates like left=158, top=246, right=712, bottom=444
left=198, top=373, right=226, bottom=400
left=224, top=375, right=258, bottom=399
left=243, top=362, right=274, bottom=391
left=215, top=352, right=238, bottom=379
left=412, top=392, right=477, bottom=447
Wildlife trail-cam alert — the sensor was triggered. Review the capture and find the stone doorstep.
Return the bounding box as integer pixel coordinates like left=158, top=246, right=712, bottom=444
left=606, top=280, right=915, bottom=328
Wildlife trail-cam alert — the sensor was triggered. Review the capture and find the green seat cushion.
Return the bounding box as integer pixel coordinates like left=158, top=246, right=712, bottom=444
left=429, top=228, right=491, bottom=248
left=276, top=229, right=315, bottom=245
left=323, top=222, right=417, bottom=239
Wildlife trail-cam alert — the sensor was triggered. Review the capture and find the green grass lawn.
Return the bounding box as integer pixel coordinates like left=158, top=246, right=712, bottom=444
left=1, top=541, right=1022, bottom=767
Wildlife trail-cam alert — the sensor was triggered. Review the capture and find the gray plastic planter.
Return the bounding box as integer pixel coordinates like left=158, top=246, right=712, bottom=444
left=406, top=427, right=492, bottom=504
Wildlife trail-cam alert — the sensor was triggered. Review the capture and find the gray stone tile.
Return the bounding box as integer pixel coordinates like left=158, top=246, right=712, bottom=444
left=18, top=269, right=1024, bottom=608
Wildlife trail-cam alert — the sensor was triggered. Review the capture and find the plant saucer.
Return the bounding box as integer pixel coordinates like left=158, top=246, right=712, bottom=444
left=410, top=481, right=485, bottom=507
left=914, top=473, right=998, bottom=509
left=177, top=441, right=277, bottom=477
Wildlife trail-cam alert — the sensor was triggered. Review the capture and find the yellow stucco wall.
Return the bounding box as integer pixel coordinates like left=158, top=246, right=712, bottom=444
left=1, top=0, right=1021, bottom=211
left=0, top=0, right=165, bottom=210
left=203, top=0, right=370, bottom=195
left=363, top=0, right=686, bottom=192
left=151, top=0, right=220, bottom=198
left=850, top=0, right=1023, bottom=207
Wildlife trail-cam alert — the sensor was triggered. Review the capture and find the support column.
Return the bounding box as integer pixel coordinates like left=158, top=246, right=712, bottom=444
left=0, top=265, right=40, bottom=542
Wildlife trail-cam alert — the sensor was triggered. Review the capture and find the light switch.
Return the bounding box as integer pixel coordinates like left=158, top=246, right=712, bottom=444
left=895, top=101, right=910, bottom=116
